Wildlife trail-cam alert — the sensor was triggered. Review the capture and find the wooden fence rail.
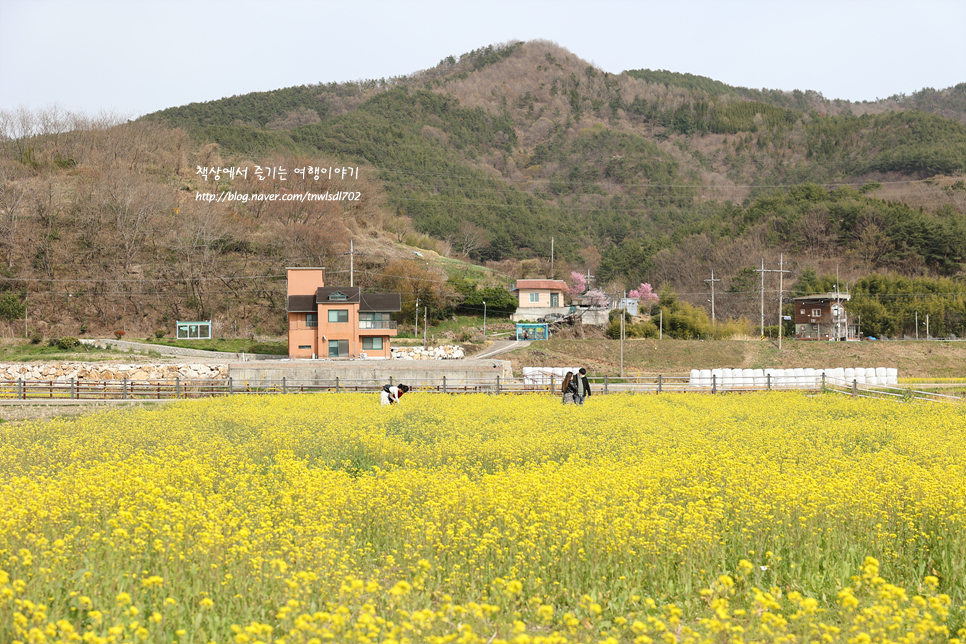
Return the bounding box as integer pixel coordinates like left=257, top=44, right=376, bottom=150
left=2, top=375, right=961, bottom=404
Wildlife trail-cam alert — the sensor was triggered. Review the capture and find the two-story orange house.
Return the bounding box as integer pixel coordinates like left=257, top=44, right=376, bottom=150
left=286, top=267, right=400, bottom=359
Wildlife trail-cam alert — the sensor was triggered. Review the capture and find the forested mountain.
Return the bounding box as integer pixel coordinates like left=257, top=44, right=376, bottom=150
left=624, top=68, right=966, bottom=124
left=1, top=40, right=965, bottom=338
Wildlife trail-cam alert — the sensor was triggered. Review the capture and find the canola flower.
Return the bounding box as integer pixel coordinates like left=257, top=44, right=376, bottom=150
left=1, top=391, right=964, bottom=643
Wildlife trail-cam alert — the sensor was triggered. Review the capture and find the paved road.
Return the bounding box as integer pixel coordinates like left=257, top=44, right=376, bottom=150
left=472, top=340, right=530, bottom=359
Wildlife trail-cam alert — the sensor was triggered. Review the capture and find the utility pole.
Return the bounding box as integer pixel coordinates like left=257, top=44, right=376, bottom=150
left=550, top=237, right=554, bottom=279
left=483, top=300, right=487, bottom=337
left=757, top=255, right=790, bottom=349
left=778, top=254, right=787, bottom=350
left=344, top=240, right=361, bottom=287
left=704, top=270, right=720, bottom=327
left=758, top=259, right=765, bottom=338
left=620, top=291, right=625, bottom=378
left=415, top=297, right=419, bottom=337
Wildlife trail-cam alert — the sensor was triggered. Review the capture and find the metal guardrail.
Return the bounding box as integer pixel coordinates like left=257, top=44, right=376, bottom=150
left=1, top=375, right=961, bottom=403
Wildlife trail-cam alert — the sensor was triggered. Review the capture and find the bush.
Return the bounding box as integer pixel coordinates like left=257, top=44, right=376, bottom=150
left=30, top=333, right=43, bottom=345
left=606, top=318, right=658, bottom=339
left=0, top=293, right=26, bottom=322
left=57, top=337, right=81, bottom=350
left=155, top=329, right=166, bottom=339
left=665, top=307, right=712, bottom=339
left=710, top=318, right=756, bottom=340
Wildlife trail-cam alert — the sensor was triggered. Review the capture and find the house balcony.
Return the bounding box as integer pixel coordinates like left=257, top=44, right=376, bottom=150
left=359, top=320, right=398, bottom=336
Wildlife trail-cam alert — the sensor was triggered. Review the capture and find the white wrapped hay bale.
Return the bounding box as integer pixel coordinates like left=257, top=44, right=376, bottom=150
left=775, top=369, right=789, bottom=388
left=741, top=368, right=754, bottom=388
left=764, top=368, right=775, bottom=388
left=699, top=369, right=712, bottom=388
left=804, top=367, right=816, bottom=387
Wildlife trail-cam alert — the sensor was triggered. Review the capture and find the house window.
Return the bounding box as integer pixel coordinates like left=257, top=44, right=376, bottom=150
left=328, top=339, right=349, bottom=357
left=529, top=292, right=539, bottom=303
left=812, top=309, right=822, bottom=317
left=306, top=313, right=318, bottom=328
left=800, top=309, right=806, bottom=314
left=328, top=292, right=347, bottom=301
left=298, top=345, right=311, bottom=350
left=328, top=309, right=349, bottom=323
left=362, top=336, right=383, bottom=350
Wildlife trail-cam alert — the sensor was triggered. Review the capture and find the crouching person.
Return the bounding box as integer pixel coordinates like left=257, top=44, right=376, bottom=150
left=380, top=383, right=410, bottom=405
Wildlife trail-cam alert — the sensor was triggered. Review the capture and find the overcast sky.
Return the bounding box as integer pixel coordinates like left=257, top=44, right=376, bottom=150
left=1, top=0, right=964, bottom=119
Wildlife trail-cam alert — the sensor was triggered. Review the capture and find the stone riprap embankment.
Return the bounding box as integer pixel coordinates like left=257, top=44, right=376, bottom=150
left=391, top=345, right=465, bottom=360
left=0, top=363, right=229, bottom=382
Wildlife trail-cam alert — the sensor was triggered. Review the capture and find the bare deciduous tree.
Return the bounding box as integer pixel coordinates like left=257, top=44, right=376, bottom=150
left=448, top=221, right=488, bottom=257
left=0, top=161, right=28, bottom=268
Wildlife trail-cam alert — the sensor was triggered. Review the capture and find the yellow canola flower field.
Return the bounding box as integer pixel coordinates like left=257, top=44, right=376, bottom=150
left=1, top=391, right=964, bottom=644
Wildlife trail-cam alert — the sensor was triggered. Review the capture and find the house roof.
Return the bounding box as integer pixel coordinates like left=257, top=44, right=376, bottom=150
left=287, top=294, right=317, bottom=313
left=287, top=288, right=402, bottom=313
left=359, top=292, right=402, bottom=312
left=792, top=292, right=850, bottom=303
left=512, top=279, right=569, bottom=291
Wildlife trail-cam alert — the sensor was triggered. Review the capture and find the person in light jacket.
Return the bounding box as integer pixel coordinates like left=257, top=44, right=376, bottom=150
left=380, top=383, right=410, bottom=405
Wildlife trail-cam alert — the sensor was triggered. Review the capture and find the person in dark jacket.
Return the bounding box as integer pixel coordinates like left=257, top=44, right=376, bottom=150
left=566, top=368, right=592, bottom=405
left=561, top=372, right=575, bottom=404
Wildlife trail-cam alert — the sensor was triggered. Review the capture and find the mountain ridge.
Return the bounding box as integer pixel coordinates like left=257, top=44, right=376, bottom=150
left=1, top=40, right=964, bottom=340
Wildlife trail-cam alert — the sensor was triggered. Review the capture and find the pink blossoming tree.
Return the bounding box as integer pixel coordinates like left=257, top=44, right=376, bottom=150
left=568, top=271, right=587, bottom=296
left=629, top=283, right=660, bottom=304
left=584, top=289, right=609, bottom=309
